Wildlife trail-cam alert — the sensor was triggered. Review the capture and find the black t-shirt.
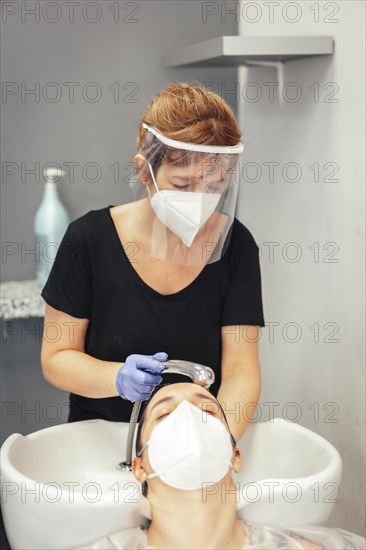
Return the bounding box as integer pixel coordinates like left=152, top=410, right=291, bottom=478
left=41, top=205, right=265, bottom=422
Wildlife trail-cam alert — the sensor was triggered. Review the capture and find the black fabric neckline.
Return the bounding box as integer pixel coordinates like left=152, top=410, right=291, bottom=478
left=105, top=205, right=212, bottom=300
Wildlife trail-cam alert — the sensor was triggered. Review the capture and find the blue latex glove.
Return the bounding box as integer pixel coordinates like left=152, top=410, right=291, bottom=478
left=115, top=352, right=168, bottom=402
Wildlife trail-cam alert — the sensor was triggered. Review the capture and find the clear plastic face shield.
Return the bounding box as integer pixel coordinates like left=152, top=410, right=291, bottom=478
left=128, top=123, right=244, bottom=265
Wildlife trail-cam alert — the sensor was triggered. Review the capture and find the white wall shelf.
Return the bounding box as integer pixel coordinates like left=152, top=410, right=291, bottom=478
left=163, top=35, right=334, bottom=68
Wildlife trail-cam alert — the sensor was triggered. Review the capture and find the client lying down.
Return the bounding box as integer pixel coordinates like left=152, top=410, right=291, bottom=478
left=77, top=382, right=366, bottom=549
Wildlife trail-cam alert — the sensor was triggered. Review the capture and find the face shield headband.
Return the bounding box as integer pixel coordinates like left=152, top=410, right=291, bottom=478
left=128, top=123, right=245, bottom=266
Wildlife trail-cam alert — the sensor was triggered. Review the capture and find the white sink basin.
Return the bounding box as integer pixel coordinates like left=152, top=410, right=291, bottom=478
left=0, top=417, right=342, bottom=550
left=235, top=418, right=342, bottom=526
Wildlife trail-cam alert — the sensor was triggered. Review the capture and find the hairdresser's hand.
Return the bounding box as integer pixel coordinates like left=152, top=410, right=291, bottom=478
left=115, top=352, right=168, bottom=402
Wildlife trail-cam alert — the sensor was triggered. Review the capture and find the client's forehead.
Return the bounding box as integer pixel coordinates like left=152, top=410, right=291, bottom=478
left=145, top=382, right=214, bottom=415
left=139, top=383, right=227, bottom=448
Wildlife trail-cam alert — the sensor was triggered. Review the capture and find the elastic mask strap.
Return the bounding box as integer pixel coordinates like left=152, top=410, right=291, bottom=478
left=137, top=438, right=162, bottom=481
left=136, top=438, right=151, bottom=458
left=147, top=162, right=160, bottom=196
left=146, top=471, right=160, bottom=480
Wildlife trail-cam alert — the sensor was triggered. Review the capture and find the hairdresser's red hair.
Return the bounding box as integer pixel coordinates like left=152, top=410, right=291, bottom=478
left=136, top=82, right=242, bottom=149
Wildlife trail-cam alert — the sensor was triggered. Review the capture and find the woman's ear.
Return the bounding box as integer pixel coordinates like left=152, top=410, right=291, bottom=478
left=134, top=154, right=151, bottom=186
left=132, top=456, right=148, bottom=484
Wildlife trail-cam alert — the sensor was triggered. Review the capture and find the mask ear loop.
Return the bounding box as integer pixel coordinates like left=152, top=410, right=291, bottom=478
left=146, top=162, right=160, bottom=198
left=218, top=432, right=236, bottom=471
left=146, top=472, right=160, bottom=480
left=136, top=438, right=162, bottom=482
left=136, top=438, right=151, bottom=458
left=226, top=432, right=237, bottom=470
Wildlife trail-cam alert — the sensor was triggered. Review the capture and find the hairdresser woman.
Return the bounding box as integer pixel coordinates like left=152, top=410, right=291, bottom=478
left=40, top=83, right=265, bottom=443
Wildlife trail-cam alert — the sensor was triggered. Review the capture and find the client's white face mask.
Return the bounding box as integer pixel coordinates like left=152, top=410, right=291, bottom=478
left=139, top=399, right=234, bottom=491
left=147, top=162, right=221, bottom=248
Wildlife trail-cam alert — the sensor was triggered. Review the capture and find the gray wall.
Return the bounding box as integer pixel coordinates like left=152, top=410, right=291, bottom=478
left=236, top=0, right=365, bottom=537
left=1, top=318, right=70, bottom=444
left=0, top=0, right=239, bottom=444
left=1, top=0, right=239, bottom=281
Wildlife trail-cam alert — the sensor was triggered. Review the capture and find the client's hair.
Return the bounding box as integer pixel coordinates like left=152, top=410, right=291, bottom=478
left=135, top=382, right=233, bottom=497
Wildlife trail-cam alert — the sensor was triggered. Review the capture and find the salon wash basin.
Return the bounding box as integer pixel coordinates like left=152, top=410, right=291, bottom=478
left=1, top=418, right=342, bottom=550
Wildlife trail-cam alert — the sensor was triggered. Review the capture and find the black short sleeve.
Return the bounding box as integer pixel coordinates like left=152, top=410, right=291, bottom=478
left=221, top=223, right=265, bottom=327
left=41, top=222, right=92, bottom=319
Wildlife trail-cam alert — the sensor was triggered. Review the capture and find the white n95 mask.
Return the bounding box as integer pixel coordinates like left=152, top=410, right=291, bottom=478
left=147, top=162, right=221, bottom=248
left=139, top=399, right=234, bottom=491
